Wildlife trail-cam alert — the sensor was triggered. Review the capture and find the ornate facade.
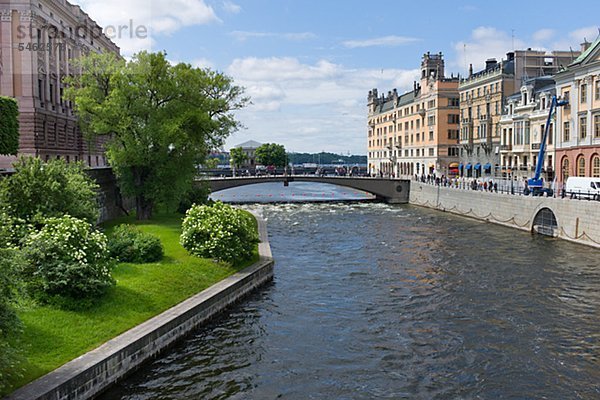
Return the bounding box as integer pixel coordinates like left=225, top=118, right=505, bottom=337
left=0, top=0, right=120, bottom=169
left=555, top=39, right=600, bottom=186
left=367, top=52, right=460, bottom=178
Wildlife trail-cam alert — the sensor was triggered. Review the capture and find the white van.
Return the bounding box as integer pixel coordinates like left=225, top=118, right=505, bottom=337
left=565, top=177, right=600, bottom=199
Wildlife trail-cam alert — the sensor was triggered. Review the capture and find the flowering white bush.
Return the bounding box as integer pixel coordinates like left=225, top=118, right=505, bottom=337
left=22, top=216, right=114, bottom=302
left=180, top=202, right=258, bottom=263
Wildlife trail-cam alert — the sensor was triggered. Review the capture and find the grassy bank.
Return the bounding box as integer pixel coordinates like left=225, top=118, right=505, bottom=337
left=8, top=212, right=259, bottom=393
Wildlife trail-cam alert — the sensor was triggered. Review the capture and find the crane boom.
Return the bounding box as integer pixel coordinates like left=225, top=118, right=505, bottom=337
left=527, top=95, right=568, bottom=194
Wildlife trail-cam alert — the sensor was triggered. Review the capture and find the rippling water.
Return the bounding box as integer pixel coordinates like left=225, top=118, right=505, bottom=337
left=101, top=186, right=600, bottom=400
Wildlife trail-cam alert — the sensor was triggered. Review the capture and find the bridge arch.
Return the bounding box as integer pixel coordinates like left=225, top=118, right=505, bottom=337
left=204, top=176, right=410, bottom=204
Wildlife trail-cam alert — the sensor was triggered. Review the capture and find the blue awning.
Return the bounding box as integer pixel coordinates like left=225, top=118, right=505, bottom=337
left=483, top=163, right=492, bottom=171
left=465, top=163, right=472, bottom=170
left=458, top=163, right=464, bottom=170
left=474, top=163, right=482, bottom=170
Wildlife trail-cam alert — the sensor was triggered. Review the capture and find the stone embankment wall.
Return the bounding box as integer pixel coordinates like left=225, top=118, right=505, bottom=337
left=409, top=182, right=600, bottom=249
left=6, top=214, right=274, bottom=400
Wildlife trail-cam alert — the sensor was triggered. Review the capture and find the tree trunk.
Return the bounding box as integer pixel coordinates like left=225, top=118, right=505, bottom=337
left=136, top=194, right=153, bottom=220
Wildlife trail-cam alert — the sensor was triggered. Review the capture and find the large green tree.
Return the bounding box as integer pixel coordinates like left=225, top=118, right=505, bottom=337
left=65, top=51, right=248, bottom=219
left=0, top=97, right=19, bottom=156
left=255, top=143, right=287, bottom=167
left=229, top=146, right=247, bottom=176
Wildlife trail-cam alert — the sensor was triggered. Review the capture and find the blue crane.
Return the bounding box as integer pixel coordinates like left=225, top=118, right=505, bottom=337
left=527, top=95, right=568, bottom=196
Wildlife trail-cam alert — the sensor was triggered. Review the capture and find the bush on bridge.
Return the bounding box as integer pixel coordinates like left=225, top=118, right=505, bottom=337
left=180, top=202, right=258, bottom=263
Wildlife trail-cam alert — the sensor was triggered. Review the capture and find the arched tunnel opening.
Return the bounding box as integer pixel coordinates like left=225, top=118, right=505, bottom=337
left=532, top=207, right=558, bottom=237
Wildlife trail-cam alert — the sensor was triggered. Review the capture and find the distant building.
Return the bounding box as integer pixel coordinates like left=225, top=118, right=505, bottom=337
left=231, top=140, right=262, bottom=169
left=555, top=39, right=600, bottom=187
left=368, top=52, right=460, bottom=178
left=499, top=76, right=557, bottom=182
left=0, top=0, right=120, bottom=169
left=458, top=49, right=578, bottom=178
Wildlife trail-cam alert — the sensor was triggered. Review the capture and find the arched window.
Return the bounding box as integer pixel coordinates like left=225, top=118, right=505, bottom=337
left=577, top=156, right=586, bottom=177
left=592, top=155, right=600, bottom=178
left=562, top=157, right=570, bottom=181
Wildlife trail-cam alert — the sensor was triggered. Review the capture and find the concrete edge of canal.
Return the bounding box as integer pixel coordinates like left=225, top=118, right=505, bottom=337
left=5, top=212, right=274, bottom=400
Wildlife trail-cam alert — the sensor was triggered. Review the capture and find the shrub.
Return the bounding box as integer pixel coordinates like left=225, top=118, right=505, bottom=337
left=22, top=216, right=114, bottom=304
left=0, top=212, right=32, bottom=248
left=0, top=96, right=19, bottom=156
left=108, top=224, right=163, bottom=263
left=0, top=249, right=24, bottom=392
left=180, top=202, right=258, bottom=263
left=0, top=157, right=99, bottom=227
left=177, top=181, right=211, bottom=214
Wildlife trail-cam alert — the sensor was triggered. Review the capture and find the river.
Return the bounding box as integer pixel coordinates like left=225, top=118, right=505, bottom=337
left=101, top=183, right=600, bottom=399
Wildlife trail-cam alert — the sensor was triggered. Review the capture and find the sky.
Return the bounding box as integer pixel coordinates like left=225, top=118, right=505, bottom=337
left=72, top=0, right=600, bottom=155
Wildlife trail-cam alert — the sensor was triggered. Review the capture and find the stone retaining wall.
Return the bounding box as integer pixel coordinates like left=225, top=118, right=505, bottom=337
left=409, top=182, right=600, bottom=249
left=6, top=214, right=274, bottom=400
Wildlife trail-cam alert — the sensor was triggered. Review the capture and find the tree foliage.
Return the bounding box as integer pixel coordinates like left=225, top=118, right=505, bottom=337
left=0, top=157, right=99, bottom=227
left=255, top=143, right=287, bottom=167
left=65, top=51, right=248, bottom=219
left=0, top=97, right=19, bottom=156
left=0, top=249, right=23, bottom=392
left=229, top=146, right=247, bottom=170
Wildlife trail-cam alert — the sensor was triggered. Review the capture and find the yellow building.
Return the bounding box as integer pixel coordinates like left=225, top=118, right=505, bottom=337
left=367, top=52, right=460, bottom=178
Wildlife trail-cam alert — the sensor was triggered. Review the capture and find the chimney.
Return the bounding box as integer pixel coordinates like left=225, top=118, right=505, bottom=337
left=485, top=58, right=497, bottom=70
left=468, top=63, right=473, bottom=77
left=581, top=39, right=591, bottom=52
left=506, top=52, right=515, bottom=62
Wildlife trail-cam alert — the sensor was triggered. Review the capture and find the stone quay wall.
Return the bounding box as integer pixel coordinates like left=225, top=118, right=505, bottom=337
left=6, top=213, right=274, bottom=400
left=409, top=182, right=600, bottom=249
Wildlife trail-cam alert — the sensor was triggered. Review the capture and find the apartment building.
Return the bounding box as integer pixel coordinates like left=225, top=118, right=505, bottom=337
left=499, top=76, right=557, bottom=182
left=0, top=0, right=120, bottom=168
left=367, top=52, right=460, bottom=178
left=555, top=38, right=600, bottom=186
left=458, top=49, right=578, bottom=178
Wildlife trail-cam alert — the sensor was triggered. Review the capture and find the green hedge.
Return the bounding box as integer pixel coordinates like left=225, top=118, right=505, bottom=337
left=0, top=97, right=19, bottom=156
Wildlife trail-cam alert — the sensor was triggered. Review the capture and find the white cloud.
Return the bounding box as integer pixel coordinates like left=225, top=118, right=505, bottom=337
left=532, top=28, right=555, bottom=43
left=230, top=31, right=317, bottom=42
left=451, top=26, right=526, bottom=73
left=191, top=58, right=215, bottom=69
left=72, top=0, right=220, bottom=56
left=341, top=35, right=420, bottom=49
left=222, top=1, right=241, bottom=14
left=225, top=57, right=420, bottom=153
left=569, top=26, right=599, bottom=44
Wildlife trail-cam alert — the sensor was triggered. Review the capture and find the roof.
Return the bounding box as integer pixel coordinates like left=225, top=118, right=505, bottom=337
left=570, top=37, right=600, bottom=66
left=234, top=140, right=262, bottom=149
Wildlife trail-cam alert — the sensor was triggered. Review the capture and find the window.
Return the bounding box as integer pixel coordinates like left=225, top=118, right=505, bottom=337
left=563, top=121, right=570, bottom=142
left=562, top=158, right=570, bottom=181
left=429, top=131, right=433, bottom=141
left=594, top=115, right=600, bottom=138
left=577, top=156, right=586, bottom=177
left=429, top=148, right=434, bottom=156
left=580, top=116, right=587, bottom=139
left=416, top=120, right=420, bottom=129
left=448, top=98, right=459, bottom=107
left=581, top=84, right=587, bottom=103
left=448, top=114, right=460, bottom=124
left=428, top=115, right=435, bottom=126
left=593, top=156, right=600, bottom=177
left=596, top=80, right=600, bottom=101
left=448, top=129, right=459, bottom=140
left=549, top=123, right=553, bottom=145
left=448, top=147, right=459, bottom=156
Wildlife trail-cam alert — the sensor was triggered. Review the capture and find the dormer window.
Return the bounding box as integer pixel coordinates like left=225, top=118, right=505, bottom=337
left=541, top=97, right=546, bottom=110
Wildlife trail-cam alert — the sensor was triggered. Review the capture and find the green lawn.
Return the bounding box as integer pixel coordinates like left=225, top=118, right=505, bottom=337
left=7, top=212, right=259, bottom=394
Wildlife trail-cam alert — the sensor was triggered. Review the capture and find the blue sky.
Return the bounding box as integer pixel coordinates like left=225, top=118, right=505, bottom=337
left=74, top=0, right=599, bottom=154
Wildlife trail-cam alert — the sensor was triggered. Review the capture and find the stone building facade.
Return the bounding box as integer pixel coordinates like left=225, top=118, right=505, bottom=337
left=0, top=0, right=120, bottom=169
left=499, top=77, right=557, bottom=182
left=554, top=38, right=600, bottom=187
left=368, top=52, right=460, bottom=178
left=458, top=49, right=578, bottom=178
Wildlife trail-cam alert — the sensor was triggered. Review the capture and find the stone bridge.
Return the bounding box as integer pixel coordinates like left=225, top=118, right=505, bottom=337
left=204, top=175, right=410, bottom=204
